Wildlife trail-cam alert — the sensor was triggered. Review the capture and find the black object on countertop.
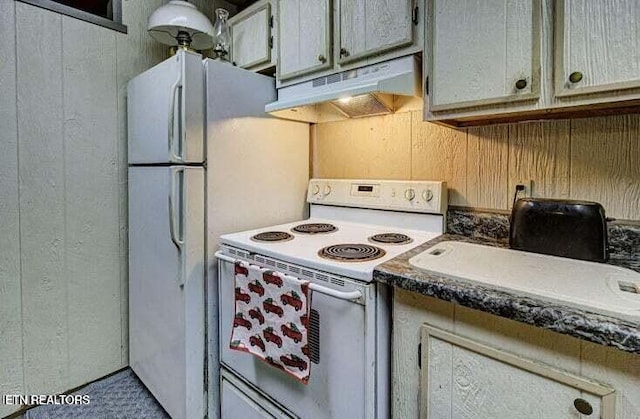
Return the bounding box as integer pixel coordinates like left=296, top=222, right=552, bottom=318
left=510, top=198, right=608, bottom=262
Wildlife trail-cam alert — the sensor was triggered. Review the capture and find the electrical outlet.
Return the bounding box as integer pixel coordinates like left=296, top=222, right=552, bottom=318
left=516, top=180, right=533, bottom=198
left=510, top=180, right=533, bottom=208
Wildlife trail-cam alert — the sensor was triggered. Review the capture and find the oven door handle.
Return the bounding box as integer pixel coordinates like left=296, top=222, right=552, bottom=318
left=214, top=251, right=364, bottom=302
left=308, top=283, right=362, bottom=301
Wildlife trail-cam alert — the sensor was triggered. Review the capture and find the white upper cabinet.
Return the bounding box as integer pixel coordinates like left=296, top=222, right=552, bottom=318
left=278, top=0, right=332, bottom=80
left=230, top=1, right=274, bottom=71
left=428, top=0, right=540, bottom=111
left=338, top=0, right=414, bottom=64
left=275, top=0, right=422, bottom=85
left=426, top=0, right=640, bottom=126
left=554, top=0, right=640, bottom=98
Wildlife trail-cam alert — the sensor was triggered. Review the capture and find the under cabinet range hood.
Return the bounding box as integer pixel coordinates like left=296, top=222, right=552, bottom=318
left=265, top=56, right=421, bottom=123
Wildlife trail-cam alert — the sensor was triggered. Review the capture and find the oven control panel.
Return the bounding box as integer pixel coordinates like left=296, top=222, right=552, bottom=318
left=307, top=179, right=447, bottom=214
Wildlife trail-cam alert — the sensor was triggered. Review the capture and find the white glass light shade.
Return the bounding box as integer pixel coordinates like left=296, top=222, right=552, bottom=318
left=148, top=1, right=215, bottom=50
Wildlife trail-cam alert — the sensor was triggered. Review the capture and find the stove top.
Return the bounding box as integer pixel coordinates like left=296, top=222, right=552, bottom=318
left=220, top=179, right=447, bottom=281
left=220, top=217, right=441, bottom=282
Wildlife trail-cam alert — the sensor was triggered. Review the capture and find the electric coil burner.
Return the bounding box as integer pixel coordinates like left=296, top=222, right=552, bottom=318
left=368, top=233, right=413, bottom=245
left=250, top=231, right=294, bottom=242
left=318, top=243, right=386, bottom=262
left=292, top=223, right=337, bottom=234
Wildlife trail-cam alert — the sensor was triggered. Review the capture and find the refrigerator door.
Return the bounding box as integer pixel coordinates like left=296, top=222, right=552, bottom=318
left=129, top=165, right=205, bottom=419
left=128, top=50, right=204, bottom=164
left=204, top=59, right=310, bottom=419
left=204, top=59, right=309, bottom=245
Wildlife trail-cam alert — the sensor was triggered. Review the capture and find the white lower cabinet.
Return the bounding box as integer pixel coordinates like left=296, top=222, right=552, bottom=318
left=220, top=369, right=295, bottom=419
left=392, top=289, right=640, bottom=419
left=421, top=326, right=614, bottom=419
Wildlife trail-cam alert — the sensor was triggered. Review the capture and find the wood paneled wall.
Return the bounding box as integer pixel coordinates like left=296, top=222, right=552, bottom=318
left=314, top=111, right=640, bottom=220
left=0, top=1, right=237, bottom=415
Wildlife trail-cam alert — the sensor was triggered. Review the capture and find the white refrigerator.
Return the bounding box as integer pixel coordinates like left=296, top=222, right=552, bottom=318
left=127, top=50, right=309, bottom=419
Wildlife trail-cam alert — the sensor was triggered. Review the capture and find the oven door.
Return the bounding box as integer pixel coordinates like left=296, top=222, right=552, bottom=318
left=217, top=251, right=389, bottom=419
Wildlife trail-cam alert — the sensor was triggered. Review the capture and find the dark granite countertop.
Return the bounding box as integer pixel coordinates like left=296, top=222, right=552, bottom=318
left=374, top=233, right=640, bottom=355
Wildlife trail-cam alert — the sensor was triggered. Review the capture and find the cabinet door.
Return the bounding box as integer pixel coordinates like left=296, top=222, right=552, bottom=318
left=339, top=0, right=413, bottom=64
left=420, top=326, right=615, bottom=419
left=428, top=0, right=540, bottom=111
left=555, top=0, right=640, bottom=98
left=278, top=0, right=332, bottom=80
left=230, top=2, right=272, bottom=70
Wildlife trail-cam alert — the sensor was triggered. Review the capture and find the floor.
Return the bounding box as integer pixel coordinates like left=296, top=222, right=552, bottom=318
left=23, top=369, right=169, bottom=419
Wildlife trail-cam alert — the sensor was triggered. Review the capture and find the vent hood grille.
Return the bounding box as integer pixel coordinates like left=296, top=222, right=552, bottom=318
left=322, top=73, right=343, bottom=86
left=330, top=94, right=392, bottom=118
left=265, top=56, right=421, bottom=121
left=312, top=70, right=357, bottom=87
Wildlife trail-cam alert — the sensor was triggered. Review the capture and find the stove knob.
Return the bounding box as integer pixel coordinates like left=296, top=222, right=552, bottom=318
left=312, top=184, right=320, bottom=196
left=422, top=189, right=433, bottom=202
left=323, top=184, right=332, bottom=196
left=404, top=188, right=416, bottom=201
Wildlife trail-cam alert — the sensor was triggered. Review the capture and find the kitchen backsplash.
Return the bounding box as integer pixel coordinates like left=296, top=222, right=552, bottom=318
left=446, top=208, right=640, bottom=274
left=609, top=223, right=640, bottom=273
left=312, top=111, right=640, bottom=221
left=446, top=209, right=510, bottom=242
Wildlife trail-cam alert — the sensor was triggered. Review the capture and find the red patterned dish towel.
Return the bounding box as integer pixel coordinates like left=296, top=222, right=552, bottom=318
left=230, top=262, right=312, bottom=384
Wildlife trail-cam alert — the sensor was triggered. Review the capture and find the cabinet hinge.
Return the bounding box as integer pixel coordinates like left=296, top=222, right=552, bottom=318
left=418, top=343, right=422, bottom=369
left=269, top=35, right=273, bottom=49
left=269, top=15, right=274, bottom=28
left=425, top=76, right=429, bottom=96
left=412, top=5, right=419, bottom=25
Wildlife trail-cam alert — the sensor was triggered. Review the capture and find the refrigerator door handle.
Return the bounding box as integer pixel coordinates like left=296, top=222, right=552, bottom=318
left=168, top=74, right=184, bottom=163
left=169, top=167, right=185, bottom=263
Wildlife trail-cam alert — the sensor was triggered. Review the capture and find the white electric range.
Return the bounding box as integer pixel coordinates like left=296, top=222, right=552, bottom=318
left=215, top=179, right=447, bottom=418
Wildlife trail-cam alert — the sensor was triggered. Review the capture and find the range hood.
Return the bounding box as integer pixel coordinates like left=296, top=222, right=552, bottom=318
left=265, top=55, right=421, bottom=123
